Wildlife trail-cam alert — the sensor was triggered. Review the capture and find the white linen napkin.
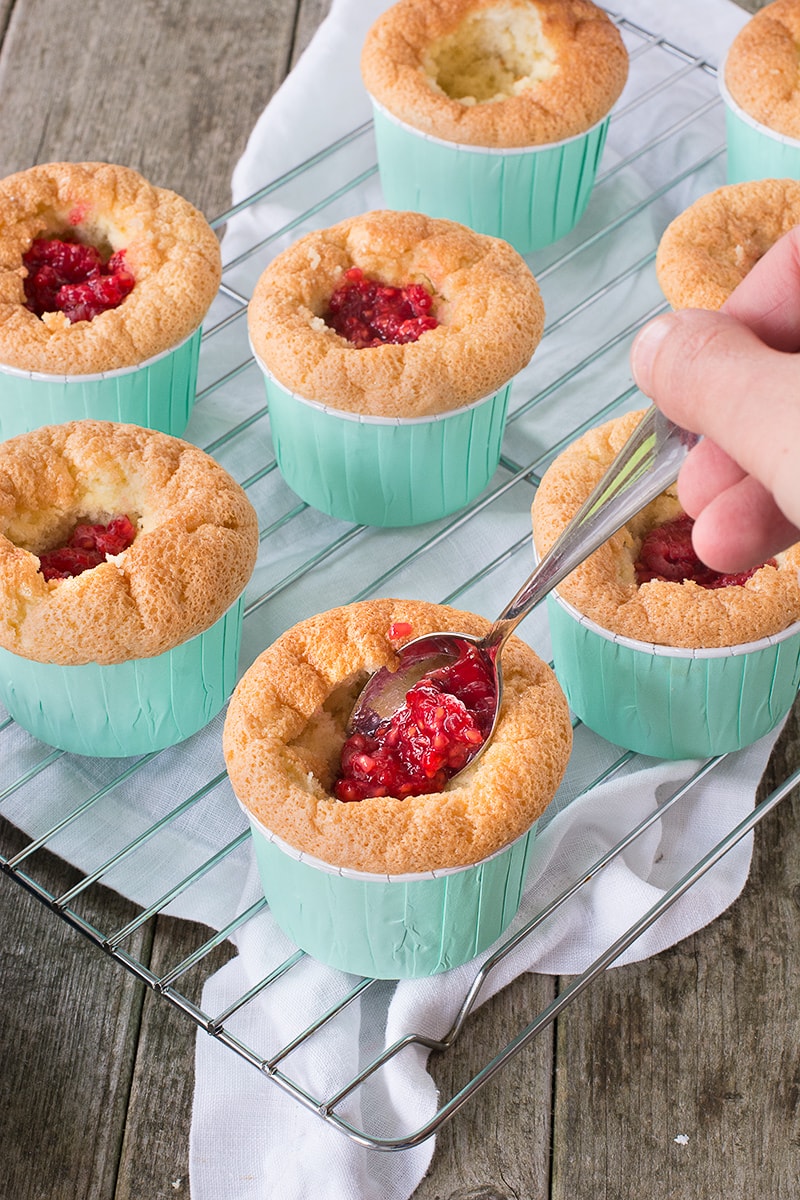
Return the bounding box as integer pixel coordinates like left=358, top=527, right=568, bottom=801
left=186, top=1, right=770, bottom=1197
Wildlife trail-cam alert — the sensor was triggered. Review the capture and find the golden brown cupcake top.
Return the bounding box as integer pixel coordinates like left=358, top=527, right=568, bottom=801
left=0, top=162, right=222, bottom=374
left=655, top=179, right=800, bottom=311
left=361, top=0, right=628, bottom=148
left=248, top=209, right=545, bottom=419
left=0, top=421, right=260, bottom=666
left=725, top=0, right=800, bottom=140
left=532, top=410, right=800, bottom=649
left=223, top=598, right=572, bottom=874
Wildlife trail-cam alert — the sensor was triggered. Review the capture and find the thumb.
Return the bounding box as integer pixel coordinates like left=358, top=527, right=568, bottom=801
left=631, top=309, right=800, bottom=532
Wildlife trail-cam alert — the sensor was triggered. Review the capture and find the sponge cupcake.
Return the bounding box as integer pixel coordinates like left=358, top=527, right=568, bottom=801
left=361, top=0, right=629, bottom=251
left=0, top=161, right=222, bottom=438
left=655, top=178, right=800, bottom=311
left=0, top=420, right=259, bottom=755
left=248, top=209, right=544, bottom=525
left=532, top=410, right=800, bottom=758
left=223, top=598, right=572, bottom=976
left=721, top=0, right=800, bottom=182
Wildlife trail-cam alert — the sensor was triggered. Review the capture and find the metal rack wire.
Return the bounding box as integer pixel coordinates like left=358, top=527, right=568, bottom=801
left=2, top=14, right=796, bottom=1151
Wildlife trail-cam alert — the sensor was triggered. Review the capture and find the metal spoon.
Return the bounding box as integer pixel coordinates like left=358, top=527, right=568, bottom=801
left=347, top=405, right=699, bottom=774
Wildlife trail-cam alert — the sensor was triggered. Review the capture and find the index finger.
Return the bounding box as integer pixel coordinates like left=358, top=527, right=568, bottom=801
left=722, top=225, right=800, bottom=352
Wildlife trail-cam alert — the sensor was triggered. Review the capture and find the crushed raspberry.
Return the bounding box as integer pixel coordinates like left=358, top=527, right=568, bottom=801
left=388, top=620, right=414, bottom=640
left=635, top=513, right=776, bottom=588
left=38, top=515, right=136, bottom=581
left=325, top=267, right=438, bottom=348
left=23, top=238, right=134, bottom=323
left=334, top=641, right=495, bottom=802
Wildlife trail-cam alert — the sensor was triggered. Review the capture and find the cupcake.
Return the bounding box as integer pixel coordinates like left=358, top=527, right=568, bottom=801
left=532, top=410, right=800, bottom=759
left=223, top=598, right=572, bottom=977
left=0, top=162, right=222, bottom=440
left=721, top=0, right=800, bottom=183
left=655, top=178, right=800, bottom=310
left=0, top=420, right=259, bottom=756
left=361, top=0, right=629, bottom=253
left=248, top=209, right=544, bottom=526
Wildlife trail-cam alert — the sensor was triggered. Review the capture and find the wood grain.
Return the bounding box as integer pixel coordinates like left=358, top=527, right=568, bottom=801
left=0, top=817, right=150, bottom=1200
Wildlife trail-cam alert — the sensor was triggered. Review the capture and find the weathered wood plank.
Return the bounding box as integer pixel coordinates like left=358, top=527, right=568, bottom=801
left=0, top=0, right=302, bottom=219
left=0, top=817, right=151, bottom=1200
left=413, top=974, right=558, bottom=1200
left=114, top=918, right=233, bottom=1200
left=550, top=705, right=800, bottom=1200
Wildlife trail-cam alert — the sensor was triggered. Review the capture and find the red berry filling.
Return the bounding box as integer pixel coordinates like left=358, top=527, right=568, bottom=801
left=38, top=515, right=137, bottom=581
left=325, top=267, right=438, bottom=348
left=334, top=641, right=495, bottom=802
left=23, top=238, right=134, bottom=323
left=635, top=513, right=775, bottom=588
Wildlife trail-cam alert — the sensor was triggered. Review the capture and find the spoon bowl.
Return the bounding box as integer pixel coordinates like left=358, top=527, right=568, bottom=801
left=346, top=406, right=698, bottom=783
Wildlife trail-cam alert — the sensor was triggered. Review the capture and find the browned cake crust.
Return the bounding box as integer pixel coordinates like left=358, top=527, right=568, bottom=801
left=361, top=0, right=628, bottom=148
left=0, top=162, right=222, bottom=374
left=248, top=209, right=545, bottom=419
left=532, top=410, right=800, bottom=649
left=223, top=598, right=572, bottom=874
left=725, top=0, right=800, bottom=140
left=0, top=421, right=260, bottom=665
left=655, top=179, right=800, bottom=311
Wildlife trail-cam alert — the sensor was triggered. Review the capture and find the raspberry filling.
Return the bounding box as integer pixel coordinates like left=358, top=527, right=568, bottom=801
left=334, top=641, right=496, bottom=802
left=23, top=237, right=135, bottom=323
left=635, top=513, right=775, bottom=588
left=38, top=515, right=137, bottom=581
left=325, top=267, right=438, bottom=348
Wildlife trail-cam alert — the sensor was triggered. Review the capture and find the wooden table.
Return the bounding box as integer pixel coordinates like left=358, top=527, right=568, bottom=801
left=2, top=2, right=797, bottom=1197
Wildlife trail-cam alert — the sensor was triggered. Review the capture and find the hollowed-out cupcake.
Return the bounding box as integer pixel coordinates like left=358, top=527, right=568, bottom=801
left=223, top=598, right=572, bottom=977
left=247, top=209, right=544, bottom=526
left=655, top=178, right=800, bottom=310
left=0, top=162, right=222, bottom=440
left=532, top=409, right=800, bottom=759
left=721, top=0, right=800, bottom=184
left=0, top=420, right=259, bottom=756
left=361, top=0, right=628, bottom=253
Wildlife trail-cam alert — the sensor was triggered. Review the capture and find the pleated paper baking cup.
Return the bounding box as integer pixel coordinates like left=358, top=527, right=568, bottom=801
left=243, top=806, right=537, bottom=978
left=254, top=353, right=510, bottom=527
left=369, top=97, right=610, bottom=255
left=0, top=595, right=244, bottom=757
left=546, top=591, right=800, bottom=759
left=0, top=326, right=202, bottom=442
left=719, top=63, right=800, bottom=184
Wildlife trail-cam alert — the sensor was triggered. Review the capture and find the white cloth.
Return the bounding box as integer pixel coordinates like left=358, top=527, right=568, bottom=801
left=0, top=1, right=764, bottom=1198
left=189, top=2, right=764, bottom=1198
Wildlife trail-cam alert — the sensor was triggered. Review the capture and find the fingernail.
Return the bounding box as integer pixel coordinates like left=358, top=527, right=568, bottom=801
left=631, top=314, right=675, bottom=394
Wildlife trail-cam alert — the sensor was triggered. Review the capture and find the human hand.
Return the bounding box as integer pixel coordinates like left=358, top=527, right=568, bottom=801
left=630, top=224, right=800, bottom=573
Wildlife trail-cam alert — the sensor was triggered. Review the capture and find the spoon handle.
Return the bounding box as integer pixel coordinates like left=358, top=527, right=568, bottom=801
left=483, top=404, right=699, bottom=652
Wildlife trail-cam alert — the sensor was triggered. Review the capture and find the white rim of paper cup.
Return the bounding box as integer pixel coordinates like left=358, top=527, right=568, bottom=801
left=549, top=585, right=800, bottom=660
left=0, top=325, right=199, bottom=383
left=368, top=94, right=611, bottom=155
left=240, top=798, right=531, bottom=882
left=250, top=342, right=507, bottom=425
left=718, top=54, right=800, bottom=148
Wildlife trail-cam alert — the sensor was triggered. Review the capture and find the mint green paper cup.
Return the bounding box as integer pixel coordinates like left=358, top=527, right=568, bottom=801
left=0, top=595, right=244, bottom=756
left=369, top=97, right=610, bottom=254
left=719, top=60, right=800, bottom=184
left=546, top=590, right=800, bottom=759
left=254, top=352, right=510, bottom=527
left=243, top=806, right=537, bottom=978
left=0, top=326, right=202, bottom=442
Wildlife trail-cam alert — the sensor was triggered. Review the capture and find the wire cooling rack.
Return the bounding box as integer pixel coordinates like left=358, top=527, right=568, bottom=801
left=2, top=14, right=798, bottom=1152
